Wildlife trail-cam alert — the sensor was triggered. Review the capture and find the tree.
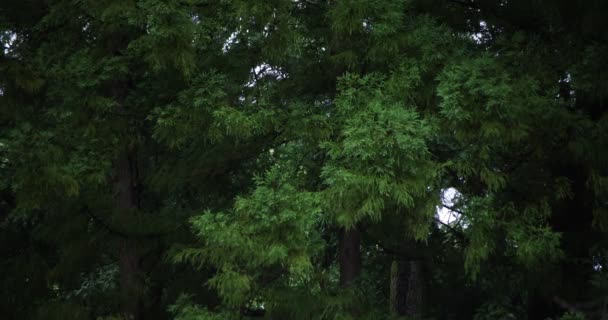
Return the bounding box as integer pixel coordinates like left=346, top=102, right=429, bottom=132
left=2, top=0, right=608, bottom=319
left=1, top=0, right=264, bottom=318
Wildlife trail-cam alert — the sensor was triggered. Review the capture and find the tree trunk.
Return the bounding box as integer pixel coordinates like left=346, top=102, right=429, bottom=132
left=390, top=259, right=424, bottom=319
left=390, top=260, right=409, bottom=316
left=114, top=148, right=143, bottom=320
left=339, top=227, right=361, bottom=287
left=405, top=260, right=423, bottom=319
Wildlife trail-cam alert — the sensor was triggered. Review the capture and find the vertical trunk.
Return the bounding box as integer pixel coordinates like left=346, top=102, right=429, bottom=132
left=405, top=260, right=423, bottom=319
left=339, top=228, right=361, bottom=287
left=114, top=148, right=143, bottom=320
left=390, top=260, right=409, bottom=316
left=390, top=259, right=424, bottom=319
left=119, top=240, right=142, bottom=320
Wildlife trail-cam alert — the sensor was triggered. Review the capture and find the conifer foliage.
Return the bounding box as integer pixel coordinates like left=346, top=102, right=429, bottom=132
left=1, top=0, right=608, bottom=319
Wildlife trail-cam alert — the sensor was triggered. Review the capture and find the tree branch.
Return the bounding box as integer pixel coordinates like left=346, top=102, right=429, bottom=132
left=434, top=216, right=467, bottom=241
left=442, top=204, right=465, bottom=216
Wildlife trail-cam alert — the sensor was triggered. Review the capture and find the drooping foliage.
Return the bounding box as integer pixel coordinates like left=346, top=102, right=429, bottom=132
left=1, top=0, right=608, bottom=319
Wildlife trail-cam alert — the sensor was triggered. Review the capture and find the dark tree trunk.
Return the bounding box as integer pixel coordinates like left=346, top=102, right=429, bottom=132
left=114, top=148, right=143, bottom=320
left=119, top=240, right=143, bottom=320
left=390, top=260, right=409, bottom=316
left=339, top=227, right=361, bottom=287
left=405, top=260, right=424, bottom=319
left=390, top=260, right=423, bottom=319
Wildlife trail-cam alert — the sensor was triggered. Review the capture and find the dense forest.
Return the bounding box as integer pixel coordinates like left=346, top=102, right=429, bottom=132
left=1, top=0, right=607, bottom=319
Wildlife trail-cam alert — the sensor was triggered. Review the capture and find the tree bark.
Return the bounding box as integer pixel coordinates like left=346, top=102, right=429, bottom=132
left=114, top=148, right=143, bottom=320
left=339, top=227, right=361, bottom=287
left=390, top=260, right=409, bottom=316
left=405, top=260, right=423, bottom=319
left=390, top=258, right=424, bottom=319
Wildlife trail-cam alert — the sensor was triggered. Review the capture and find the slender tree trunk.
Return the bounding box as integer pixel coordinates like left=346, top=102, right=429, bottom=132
left=114, top=148, right=143, bottom=320
left=119, top=240, right=142, bottom=320
left=339, top=227, right=361, bottom=287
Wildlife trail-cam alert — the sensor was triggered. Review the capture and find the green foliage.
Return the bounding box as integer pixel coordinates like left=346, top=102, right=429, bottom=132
left=322, top=72, right=438, bottom=236
left=170, top=295, right=235, bottom=320
left=560, top=312, right=586, bottom=320
left=3, top=0, right=608, bottom=319
left=176, top=158, right=324, bottom=308
left=473, top=301, right=519, bottom=320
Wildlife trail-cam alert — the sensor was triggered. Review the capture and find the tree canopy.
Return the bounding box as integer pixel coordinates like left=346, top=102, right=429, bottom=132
left=1, top=0, right=607, bottom=319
